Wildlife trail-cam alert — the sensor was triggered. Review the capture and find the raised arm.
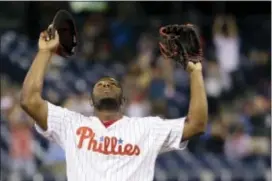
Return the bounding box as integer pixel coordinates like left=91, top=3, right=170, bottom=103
left=148, top=62, right=208, bottom=153
left=182, top=62, right=208, bottom=141
left=213, top=15, right=224, bottom=36
left=20, top=30, right=59, bottom=131
left=226, top=15, right=238, bottom=37
left=151, top=24, right=208, bottom=152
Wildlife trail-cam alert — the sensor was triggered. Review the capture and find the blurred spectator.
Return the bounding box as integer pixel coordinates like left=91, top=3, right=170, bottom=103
left=8, top=104, right=36, bottom=180
left=126, top=91, right=151, bottom=117
left=205, top=119, right=227, bottom=154
left=137, top=32, right=156, bottom=70
left=80, top=14, right=110, bottom=62
left=248, top=95, right=270, bottom=137
left=150, top=100, right=167, bottom=118
left=247, top=49, right=271, bottom=92
left=124, top=63, right=151, bottom=92
left=148, top=64, right=169, bottom=118
left=213, top=15, right=240, bottom=98
left=63, top=93, right=93, bottom=116
left=157, top=56, right=175, bottom=98
left=1, top=88, right=15, bottom=118
left=43, top=142, right=66, bottom=181
left=137, top=29, right=177, bottom=99
left=204, top=61, right=223, bottom=117
left=224, top=124, right=252, bottom=160
left=148, top=64, right=168, bottom=101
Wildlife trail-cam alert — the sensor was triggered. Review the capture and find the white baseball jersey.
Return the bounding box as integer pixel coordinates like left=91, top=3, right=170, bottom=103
left=35, top=102, right=188, bottom=181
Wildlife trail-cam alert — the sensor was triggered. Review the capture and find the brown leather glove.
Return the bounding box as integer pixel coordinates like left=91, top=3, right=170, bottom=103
left=159, top=24, right=203, bottom=69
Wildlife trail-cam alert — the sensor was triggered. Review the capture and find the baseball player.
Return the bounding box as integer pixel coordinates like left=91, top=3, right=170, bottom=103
left=20, top=24, right=208, bottom=181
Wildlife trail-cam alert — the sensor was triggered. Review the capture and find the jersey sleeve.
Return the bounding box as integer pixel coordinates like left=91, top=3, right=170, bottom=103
left=35, top=101, right=78, bottom=148
left=150, top=117, right=188, bottom=153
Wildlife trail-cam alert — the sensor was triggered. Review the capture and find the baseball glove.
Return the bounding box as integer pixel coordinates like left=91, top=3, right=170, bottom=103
left=47, top=10, right=77, bottom=57
left=159, top=24, right=203, bottom=69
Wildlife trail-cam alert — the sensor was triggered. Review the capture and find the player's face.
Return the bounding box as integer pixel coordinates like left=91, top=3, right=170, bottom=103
left=91, top=78, right=123, bottom=110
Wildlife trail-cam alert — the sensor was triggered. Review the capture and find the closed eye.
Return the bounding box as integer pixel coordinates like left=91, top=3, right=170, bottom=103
left=110, top=82, right=117, bottom=86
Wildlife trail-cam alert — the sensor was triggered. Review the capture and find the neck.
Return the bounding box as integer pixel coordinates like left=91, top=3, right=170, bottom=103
left=94, top=110, right=123, bottom=123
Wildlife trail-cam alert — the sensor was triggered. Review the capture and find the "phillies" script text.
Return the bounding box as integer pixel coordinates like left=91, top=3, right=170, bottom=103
left=76, top=126, right=141, bottom=156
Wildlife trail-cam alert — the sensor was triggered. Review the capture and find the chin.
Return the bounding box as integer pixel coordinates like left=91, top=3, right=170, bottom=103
left=100, top=97, right=117, bottom=102
left=95, top=98, right=121, bottom=111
